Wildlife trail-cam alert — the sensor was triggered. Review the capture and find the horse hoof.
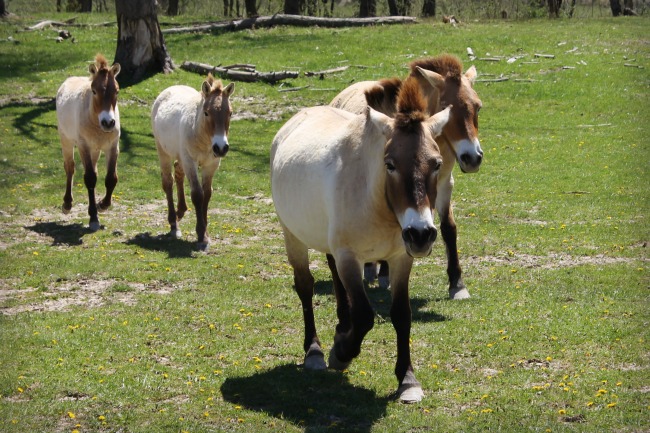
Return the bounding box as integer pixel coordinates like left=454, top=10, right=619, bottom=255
left=98, top=202, right=110, bottom=213
left=396, top=383, right=424, bottom=403
left=304, top=344, right=326, bottom=370
left=449, top=286, right=470, bottom=300
left=328, top=346, right=351, bottom=371
left=89, top=221, right=101, bottom=232
left=169, top=229, right=182, bottom=239
left=378, top=276, right=390, bottom=290
left=197, top=241, right=209, bottom=252
left=62, top=205, right=71, bottom=215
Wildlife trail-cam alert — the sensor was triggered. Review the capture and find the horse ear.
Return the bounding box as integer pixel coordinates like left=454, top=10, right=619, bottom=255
left=224, top=82, right=235, bottom=96
left=366, top=106, right=393, bottom=139
left=465, top=65, right=477, bottom=85
left=89, top=63, right=97, bottom=75
left=201, top=80, right=212, bottom=97
left=416, top=66, right=445, bottom=91
left=110, top=63, right=121, bottom=78
left=426, top=105, right=452, bottom=138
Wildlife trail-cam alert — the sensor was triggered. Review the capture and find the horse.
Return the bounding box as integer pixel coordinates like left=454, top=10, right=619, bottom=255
left=271, top=76, right=451, bottom=403
left=151, top=74, right=235, bottom=250
left=56, top=54, right=121, bottom=232
left=330, top=54, right=483, bottom=300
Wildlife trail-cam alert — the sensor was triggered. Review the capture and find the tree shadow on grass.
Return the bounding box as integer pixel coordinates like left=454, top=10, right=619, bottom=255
left=25, top=221, right=92, bottom=246
left=124, top=232, right=196, bottom=258
left=221, top=364, right=389, bottom=433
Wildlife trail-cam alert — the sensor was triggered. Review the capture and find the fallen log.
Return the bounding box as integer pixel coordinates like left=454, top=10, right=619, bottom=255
left=163, top=14, right=417, bottom=34
left=304, top=66, right=348, bottom=77
left=181, top=61, right=298, bottom=84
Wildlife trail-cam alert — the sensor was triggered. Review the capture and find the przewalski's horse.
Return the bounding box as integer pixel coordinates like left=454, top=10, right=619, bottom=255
left=152, top=74, right=235, bottom=250
left=56, top=54, right=121, bottom=232
left=330, top=54, right=482, bottom=300
left=271, top=77, right=451, bottom=403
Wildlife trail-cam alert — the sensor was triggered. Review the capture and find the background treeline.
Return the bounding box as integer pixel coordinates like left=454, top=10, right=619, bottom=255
left=3, top=0, right=646, bottom=19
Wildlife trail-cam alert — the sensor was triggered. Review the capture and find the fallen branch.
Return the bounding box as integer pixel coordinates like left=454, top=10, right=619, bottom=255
left=534, top=53, right=555, bottom=59
left=27, top=17, right=76, bottom=30
left=476, top=77, right=509, bottom=83
left=304, top=66, right=349, bottom=77
left=181, top=61, right=298, bottom=84
left=163, top=14, right=417, bottom=35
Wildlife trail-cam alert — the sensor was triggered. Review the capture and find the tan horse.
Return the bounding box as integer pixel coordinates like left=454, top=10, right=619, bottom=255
left=56, top=54, right=121, bottom=232
left=271, top=77, right=451, bottom=403
left=152, top=74, right=235, bottom=250
left=331, top=54, right=482, bottom=299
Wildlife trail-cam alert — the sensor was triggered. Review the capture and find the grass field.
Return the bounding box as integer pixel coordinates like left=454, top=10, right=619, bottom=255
left=0, top=13, right=649, bottom=433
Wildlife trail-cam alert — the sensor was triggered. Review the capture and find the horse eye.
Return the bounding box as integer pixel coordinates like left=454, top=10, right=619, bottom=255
left=385, top=161, right=396, bottom=173
left=92, top=90, right=97, bottom=95
left=204, top=111, right=208, bottom=117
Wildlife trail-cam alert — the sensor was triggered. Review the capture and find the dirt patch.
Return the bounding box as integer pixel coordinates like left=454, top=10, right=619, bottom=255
left=0, top=278, right=178, bottom=316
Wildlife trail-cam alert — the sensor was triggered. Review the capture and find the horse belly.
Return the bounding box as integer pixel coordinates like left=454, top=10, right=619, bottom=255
left=152, top=87, right=198, bottom=158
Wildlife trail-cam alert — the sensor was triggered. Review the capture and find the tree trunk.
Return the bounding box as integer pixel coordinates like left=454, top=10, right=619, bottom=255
left=548, top=0, right=562, bottom=17
left=114, top=0, right=174, bottom=86
left=80, top=0, right=92, bottom=12
left=284, top=0, right=300, bottom=14
left=387, top=0, right=398, bottom=15
left=244, top=0, right=258, bottom=17
left=167, top=0, right=179, bottom=16
left=609, top=0, right=622, bottom=15
left=359, top=0, right=377, bottom=17
left=0, top=0, right=7, bottom=17
left=421, top=0, right=435, bottom=17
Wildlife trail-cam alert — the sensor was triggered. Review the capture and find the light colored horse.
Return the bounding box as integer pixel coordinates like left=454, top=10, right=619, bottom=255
left=152, top=74, right=235, bottom=250
left=56, top=54, right=121, bottom=232
left=271, top=77, right=451, bottom=403
left=330, top=54, right=482, bottom=299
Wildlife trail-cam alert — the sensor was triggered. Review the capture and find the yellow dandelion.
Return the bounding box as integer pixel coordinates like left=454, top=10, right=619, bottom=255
left=67, top=412, right=75, bottom=419
left=607, top=402, right=617, bottom=408
left=17, top=387, right=23, bottom=393
left=586, top=401, right=594, bottom=407
left=558, top=409, right=566, bottom=415
left=98, top=415, right=106, bottom=421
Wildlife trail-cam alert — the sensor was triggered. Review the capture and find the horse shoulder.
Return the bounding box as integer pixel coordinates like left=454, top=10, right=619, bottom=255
left=153, top=86, right=202, bottom=156
left=56, top=77, right=94, bottom=141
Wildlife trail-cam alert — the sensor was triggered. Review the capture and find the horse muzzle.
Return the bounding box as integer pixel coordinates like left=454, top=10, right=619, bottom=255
left=456, top=139, right=483, bottom=173
left=212, top=142, right=229, bottom=158
left=402, top=225, right=437, bottom=258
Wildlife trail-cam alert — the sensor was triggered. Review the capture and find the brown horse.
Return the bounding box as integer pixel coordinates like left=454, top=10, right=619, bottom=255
left=152, top=74, right=235, bottom=250
left=56, top=54, right=121, bottom=232
left=271, top=77, right=451, bottom=403
left=331, top=54, right=482, bottom=299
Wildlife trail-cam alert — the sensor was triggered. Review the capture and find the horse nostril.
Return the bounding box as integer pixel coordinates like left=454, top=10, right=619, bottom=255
left=101, top=119, right=115, bottom=129
left=460, top=153, right=471, bottom=164
left=213, top=143, right=229, bottom=156
left=402, top=226, right=437, bottom=246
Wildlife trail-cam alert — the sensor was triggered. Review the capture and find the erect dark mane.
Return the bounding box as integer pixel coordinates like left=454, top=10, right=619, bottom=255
left=364, top=77, right=402, bottom=111
left=94, top=54, right=109, bottom=72
left=409, top=54, right=463, bottom=82
left=205, top=73, right=224, bottom=94
left=394, top=76, right=426, bottom=132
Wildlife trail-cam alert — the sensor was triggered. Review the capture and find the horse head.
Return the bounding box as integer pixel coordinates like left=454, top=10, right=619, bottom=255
left=200, top=74, right=235, bottom=158
left=89, top=54, right=120, bottom=133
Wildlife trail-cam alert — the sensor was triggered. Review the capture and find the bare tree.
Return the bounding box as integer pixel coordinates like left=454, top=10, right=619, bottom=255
left=114, top=0, right=174, bottom=85
left=80, top=0, right=92, bottom=12
left=609, top=0, right=622, bottom=15
left=167, top=0, right=179, bottom=16
left=284, top=0, right=300, bottom=14
left=421, top=0, right=436, bottom=17
left=360, top=0, right=377, bottom=17
left=548, top=0, right=562, bottom=17
left=244, top=0, right=258, bottom=16
left=0, top=0, right=7, bottom=17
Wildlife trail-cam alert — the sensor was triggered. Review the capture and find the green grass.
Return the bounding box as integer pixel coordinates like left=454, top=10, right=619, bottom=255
left=1, top=13, right=649, bottom=433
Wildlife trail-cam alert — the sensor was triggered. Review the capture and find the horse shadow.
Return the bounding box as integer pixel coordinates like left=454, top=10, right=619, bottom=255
left=24, top=221, right=91, bottom=246
left=314, top=280, right=449, bottom=324
left=124, top=232, right=196, bottom=258
left=220, top=364, right=389, bottom=433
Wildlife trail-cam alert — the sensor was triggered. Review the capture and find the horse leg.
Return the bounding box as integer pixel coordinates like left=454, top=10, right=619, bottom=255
left=200, top=166, right=217, bottom=247
left=378, top=260, right=390, bottom=289
left=98, top=141, right=119, bottom=211
left=326, top=254, right=351, bottom=370
left=440, top=207, right=469, bottom=300
left=157, top=144, right=179, bottom=238
left=285, top=227, right=325, bottom=370
left=78, top=145, right=101, bottom=231
left=387, top=255, right=424, bottom=403
left=436, top=175, right=469, bottom=300
left=174, top=161, right=187, bottom=220
left=61, top=138, right=75, bottom=214
left=363, top=262, right=378, bottom=284
left=328, top=250, right=374, bottom=370
left=184, top=161, right=207, bottom=249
